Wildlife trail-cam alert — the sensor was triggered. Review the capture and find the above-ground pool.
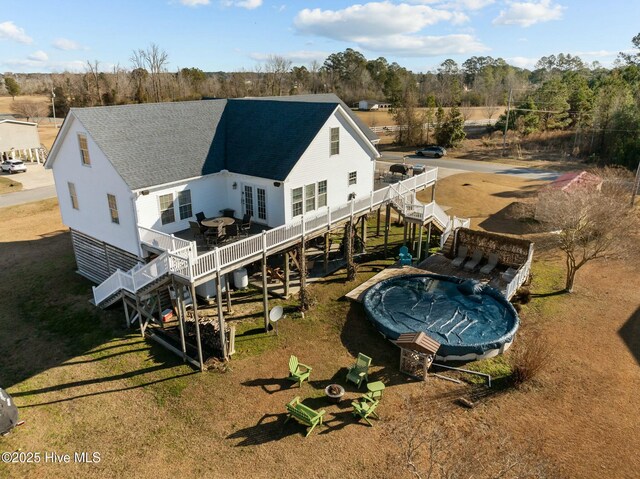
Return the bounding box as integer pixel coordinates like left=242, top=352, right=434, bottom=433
left=362, top=274, right=519, bottom=361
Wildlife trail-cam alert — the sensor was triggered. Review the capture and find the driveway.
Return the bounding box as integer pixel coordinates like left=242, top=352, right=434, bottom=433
left=379, top=152, right=560, bottom=181
left=0, top=162, right=56, bottom=207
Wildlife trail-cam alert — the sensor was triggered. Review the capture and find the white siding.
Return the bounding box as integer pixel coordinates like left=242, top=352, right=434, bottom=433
left=51, top=115, right=140, bottom=256
left=135, top=174, right=227, bottom=234
left=283, top=108, right=376, bottom=223
left=0, top=121, right=41, bottom=151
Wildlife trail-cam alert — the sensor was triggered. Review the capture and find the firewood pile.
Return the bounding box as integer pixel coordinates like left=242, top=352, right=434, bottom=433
left=184, top=315, right=229, bottom=356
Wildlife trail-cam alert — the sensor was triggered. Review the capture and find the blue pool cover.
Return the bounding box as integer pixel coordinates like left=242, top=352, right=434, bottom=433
left=362, top=274, right=519, bottom=357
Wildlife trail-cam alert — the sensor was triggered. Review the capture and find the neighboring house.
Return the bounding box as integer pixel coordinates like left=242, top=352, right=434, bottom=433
left=0, top=119, right=44, bottom=163
left=358, top=100, right=392, bottom=111
left=535, top=171, right=603, bottom=221
left=45, top=94, right=381, bottom=283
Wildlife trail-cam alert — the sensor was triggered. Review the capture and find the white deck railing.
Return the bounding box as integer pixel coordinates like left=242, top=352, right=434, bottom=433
left=505, top=245, right=534, bottom=300
left=93, top=169, right=441, bottom=305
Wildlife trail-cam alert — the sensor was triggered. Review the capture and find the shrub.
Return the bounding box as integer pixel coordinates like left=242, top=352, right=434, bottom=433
left=510, top=331, right=553, bottom=387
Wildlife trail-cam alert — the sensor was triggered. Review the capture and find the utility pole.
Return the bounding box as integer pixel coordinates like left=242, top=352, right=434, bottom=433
left=51, top=89, right=57, bottom=127
left=502, top=88, right=512, bottom=156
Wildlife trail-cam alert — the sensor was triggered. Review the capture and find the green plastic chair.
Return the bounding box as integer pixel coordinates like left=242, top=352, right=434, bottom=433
left=288, top=355, right=312, bottom=387
left=285, top=396, right=326, bottom=437
left=346, top=353, right=371, bottom=388
left=351, top=395, right=380, bottom=426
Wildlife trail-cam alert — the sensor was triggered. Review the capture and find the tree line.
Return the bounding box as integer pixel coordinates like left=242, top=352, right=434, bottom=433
left=2, top=35, right=640, bottom=169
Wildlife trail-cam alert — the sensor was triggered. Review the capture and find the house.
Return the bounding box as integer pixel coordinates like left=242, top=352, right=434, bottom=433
left=536, top=171, right=603, bottom=221
left=0, top=119, right=44, bottom=163
left=45, top=94, right=382, bottom=283
left=358, top=100, right=392, bottom=111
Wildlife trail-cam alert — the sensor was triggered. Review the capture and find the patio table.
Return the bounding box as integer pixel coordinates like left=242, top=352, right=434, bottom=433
left=201, top=216, right=236, bottom=229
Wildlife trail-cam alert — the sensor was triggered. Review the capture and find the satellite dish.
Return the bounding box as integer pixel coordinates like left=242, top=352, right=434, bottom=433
left=269, top=306, right=283, bottom=322
left=0, top=388, right=19, bottom=435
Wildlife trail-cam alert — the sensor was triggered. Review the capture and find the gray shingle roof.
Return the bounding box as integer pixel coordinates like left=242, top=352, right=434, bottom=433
left=68, top=94, right=376, bottom=190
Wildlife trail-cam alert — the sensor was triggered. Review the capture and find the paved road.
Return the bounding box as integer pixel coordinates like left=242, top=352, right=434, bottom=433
left=0, top=185, right=57, bottom=207
left=379, top=152, right=560, bottom=181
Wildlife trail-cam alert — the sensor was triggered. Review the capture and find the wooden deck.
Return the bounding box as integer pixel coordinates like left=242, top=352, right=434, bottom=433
left=174, top=222, right=270, bottom=255
left=345, top=264, right=427, bottom=302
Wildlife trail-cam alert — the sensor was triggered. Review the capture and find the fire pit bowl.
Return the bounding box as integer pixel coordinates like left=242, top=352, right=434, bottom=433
left=324, top=384, right=345, bottom=403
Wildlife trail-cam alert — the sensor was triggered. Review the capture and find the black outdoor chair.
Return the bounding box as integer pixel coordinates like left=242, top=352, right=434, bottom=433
left=205, top=224, right=225, bottom=247
left=195, top=211, right=206, bottom=225
left=226, top=223, right=239, bottom=239
left=240, top=213, right=252, bottom=236
left=189, top=221, right=206, bottom=246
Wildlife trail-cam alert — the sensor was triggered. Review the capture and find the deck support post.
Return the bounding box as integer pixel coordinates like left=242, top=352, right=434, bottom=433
left=135, top=295, right=144, bottom=338
left=216, top=271, right=228, bottom=361
left=324, top=232, right=330, bottom=273
left=123, top=300, right=131, bottom=328
left=361, top=215, right=367, bottom=245
left=426, top=223, right=432, bottom=257
left=225, top=274, right=232, bottom=314
left=417, top=224, right=424, bottom=261
left=190, top=284, right=205, bottom=372
left=403, top=222, right=408, bottom=245
left=431, top=183, right=436, bottom=202
left=284, top=251, right=290, bottom=298
left=262, top=232, right=269, bottom=332
left=384, top=203, right=390, bottom=258
left=175, top=283, right=187, bottom=362
left=345, top=221, right=356, bottom=281
left=299, top=240, right=309, bottom=311
left=376, top=208, right=381, bottom=236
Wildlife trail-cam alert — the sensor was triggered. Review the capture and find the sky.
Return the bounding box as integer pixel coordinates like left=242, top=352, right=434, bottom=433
left=0, top=0, right=638, bottom=74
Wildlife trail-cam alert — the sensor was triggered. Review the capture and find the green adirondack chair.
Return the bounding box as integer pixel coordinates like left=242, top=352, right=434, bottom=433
left=346, top=353, right=371, bottom=388
left=288, top=355, right=312, bottom=387
left=351, top=396, right=380, bottom=426
left=285, top=396, right=326, bottom=437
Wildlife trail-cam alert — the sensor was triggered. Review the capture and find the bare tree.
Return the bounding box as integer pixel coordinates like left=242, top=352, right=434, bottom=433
left=264, top=55, right=292, bottom=96
left=85, top=60, right=104, bottom=106
left=131, top=43, right=169, bottom=102
left=536, top=168, right=639, bottom=292
left=11, top=101, right=48, bottom=122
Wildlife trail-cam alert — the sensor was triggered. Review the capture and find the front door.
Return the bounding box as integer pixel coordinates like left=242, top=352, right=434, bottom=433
left=242, top=184, right=267, bottom=223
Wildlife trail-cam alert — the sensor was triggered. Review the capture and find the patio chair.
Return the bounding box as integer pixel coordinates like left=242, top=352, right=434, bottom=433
left=189, top=221, right=206, bottom=245
left=463, top=249, right=484, bottom=271
left=239, top=213, right=252, bottom=236
left=287, top=355, right=312, bottom=387
left=451, top=245, right=468, bottom=268
left=195, top=211, right=206, bottom=225
left=480, top=253, right=499, bottom=275
left=346, top=353, right=371, bottom=389
left=398, top=245, right=412, bottom=265
left=205, top=224, right=225, bottom=247
left=351, top=395, right=380, bottom=426
left=225, top=223, right=239, bottom=239
left=285, top=396, right=325, bottom=437
left=501, top=267, right=518, bottom=282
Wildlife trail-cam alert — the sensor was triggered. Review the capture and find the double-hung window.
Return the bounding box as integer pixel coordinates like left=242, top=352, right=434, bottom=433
left=178, top=190, right=192, bottom=220
left=330, top=127, right=340, bottom=155
left=68, top=182, right=78, bottom=210
left=78, top=133, right=91, bottom=166
left=291, top=187, right=303, bottom=217
left=159, top=193, right=175, bottom=225
left=318, top=180, right=327, bottom=208
left=348, top=171, right=357, bottom=185
left=107, top=194, right=119, bottom=224
left=305, top=184, right=316, bottom=212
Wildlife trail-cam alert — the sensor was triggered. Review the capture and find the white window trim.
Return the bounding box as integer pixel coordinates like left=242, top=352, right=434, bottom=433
left=78, top=133, right=91, bottom=167
left=178, top=189, right=193, bottom=220
left=330, top=127, right=340, bottom=156
left=107, top=193, right=119, bottom=224
left=159, top=193, right=175, bottom=225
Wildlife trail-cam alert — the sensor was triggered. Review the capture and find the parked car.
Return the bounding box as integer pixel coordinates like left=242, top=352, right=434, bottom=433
left=1, top=159, right=27, bottom=174
left=415, top=146, right=446, bottom=158
left=389, top=163, right=411, bottom=175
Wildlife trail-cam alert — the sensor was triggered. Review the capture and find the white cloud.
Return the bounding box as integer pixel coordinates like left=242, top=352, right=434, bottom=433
left=295, top=2, right=468, bottom=41
left=0, top=21, right=33, bottom=44
left=293, top=2, right=488, bottom=57
left=506, top=56, right=538, bottom=68
left=27, top=50, right=48, bottom=62
left=3, top=58, right=85, bottom=72
left=222, top=0, right=263, bottom=9
left=181, top=0, right=210, bottom=6
left=52, top=38, right=85, bottom=51
left=493, top=0, right=565, bottom=27
left=250, top=50, right=330, bottom=64
left=358, top=33, right=488, bottom=57
left=410, top=0, right=495, bottom=9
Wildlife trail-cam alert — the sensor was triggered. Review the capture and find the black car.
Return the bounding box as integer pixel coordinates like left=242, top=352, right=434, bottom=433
left=415, top=146, right=446, bottom=158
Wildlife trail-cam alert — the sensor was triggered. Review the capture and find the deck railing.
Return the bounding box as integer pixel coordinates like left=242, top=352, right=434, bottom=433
left=505, top=244, right=534, bottom=300
left=93, top=169, right=440, bottom=305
